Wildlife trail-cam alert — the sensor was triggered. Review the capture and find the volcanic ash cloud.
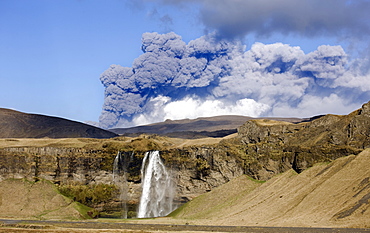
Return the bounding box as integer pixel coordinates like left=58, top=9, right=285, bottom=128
left=99, top=32, right=370, bottom=129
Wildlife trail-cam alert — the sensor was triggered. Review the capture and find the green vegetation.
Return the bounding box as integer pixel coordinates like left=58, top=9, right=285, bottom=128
left=58, top=183, right=118, bottom=206
left=119, top=137, right=162, bottom=152
left=245, top=175, right=266, bottom=184
left=72, top=202, right=99, bottom=219
left=0, top=178, right=99, bottom=220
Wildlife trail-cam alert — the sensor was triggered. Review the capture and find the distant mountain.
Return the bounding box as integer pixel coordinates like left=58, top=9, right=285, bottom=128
left=0, top=108, right=118, bottom=139
left=110, top=115, right=305, bottom=139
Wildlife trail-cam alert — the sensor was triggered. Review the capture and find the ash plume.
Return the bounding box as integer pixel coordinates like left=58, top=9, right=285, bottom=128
left=134, top=0, right=370, bottom=40
left=99, top=32, right=370, bottom=129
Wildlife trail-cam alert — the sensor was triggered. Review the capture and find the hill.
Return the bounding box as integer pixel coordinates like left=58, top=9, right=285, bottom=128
left=110, top=115, right=304, bottom=138
left=0, top=108, right=118, bottom=139
left=170, top=149, right=370, bottom=228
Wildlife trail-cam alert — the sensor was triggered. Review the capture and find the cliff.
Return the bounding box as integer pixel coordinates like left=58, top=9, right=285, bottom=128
left=0, top=144, right=244, bottom=216
left=234, top=101, right=370, bottom=180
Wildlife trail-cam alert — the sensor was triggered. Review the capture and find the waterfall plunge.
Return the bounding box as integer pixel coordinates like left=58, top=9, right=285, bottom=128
left=113, top=151, right=131, bottom=218
left=137, top=151, right=174, bottom=218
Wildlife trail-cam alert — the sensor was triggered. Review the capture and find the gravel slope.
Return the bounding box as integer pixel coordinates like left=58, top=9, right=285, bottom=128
left=171, top=149, right=370, bottom=228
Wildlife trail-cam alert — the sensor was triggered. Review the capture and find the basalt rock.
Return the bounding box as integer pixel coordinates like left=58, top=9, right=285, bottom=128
left=235, top=101, right=370, bottom=180
left=0, top=145, right=244, bottom=216
left=162, top=146, right=244, bottom=201
left=0, top=147, right=113, bottom=184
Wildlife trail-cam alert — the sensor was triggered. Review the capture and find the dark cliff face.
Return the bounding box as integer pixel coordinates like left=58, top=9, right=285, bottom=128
left=0, top=147, right=111, bottom=183
left=234, top=101, right=370, bottom=180
left=161, top=146, right=244, bottom=201
left=0, top=145, right=244, bottom=209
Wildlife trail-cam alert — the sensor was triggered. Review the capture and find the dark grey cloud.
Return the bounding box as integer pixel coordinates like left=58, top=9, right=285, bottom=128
left=99, top=32, right=370, bottom=128
left=137, top=0, right=370, bottom=39
left=147, top=8, right=174, bottom=32
left=202, top=0, right=370, bottom=39
left=99, top=32, right=243, bottom=128
left=101, top=1, right=370, bottom=129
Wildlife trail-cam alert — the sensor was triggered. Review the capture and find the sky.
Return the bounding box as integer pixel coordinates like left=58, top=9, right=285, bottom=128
left=0, top=0, right=202, bottom=122
left=1, top=0, right=370, bottom=128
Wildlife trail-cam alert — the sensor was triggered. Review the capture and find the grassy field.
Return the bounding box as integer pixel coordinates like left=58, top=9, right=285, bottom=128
left=0, top=134, right=231, bottom=150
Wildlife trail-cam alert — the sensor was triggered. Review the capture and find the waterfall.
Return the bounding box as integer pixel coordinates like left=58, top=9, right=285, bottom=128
left=137, top=151, right=174, bottom=218
left=113, top=151, right=131, bottom=218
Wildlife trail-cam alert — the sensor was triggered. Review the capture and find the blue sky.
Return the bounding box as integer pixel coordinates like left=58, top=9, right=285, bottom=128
left=1, top=0, right=369, bottom=125
left=0, top=0, right=202, bottom=122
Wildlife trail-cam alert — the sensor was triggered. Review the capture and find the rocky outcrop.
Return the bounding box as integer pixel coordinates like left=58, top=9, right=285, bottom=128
left=0, top=147, right=113, bottom=184
left=235, top=101, right=370, bottom=180
left=163, top=146, right=244, bottom=201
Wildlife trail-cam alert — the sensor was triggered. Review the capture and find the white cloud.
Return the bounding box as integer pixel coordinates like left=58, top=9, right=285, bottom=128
left=272, top=94, right=360, bottom=117
left=132, top=96, right=270, bottom=126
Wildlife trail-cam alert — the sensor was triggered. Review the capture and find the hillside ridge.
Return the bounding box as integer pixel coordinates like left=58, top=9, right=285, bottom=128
left=110, top=115, right=305, bottom=138
left=0, top=108, right=117, bottom=139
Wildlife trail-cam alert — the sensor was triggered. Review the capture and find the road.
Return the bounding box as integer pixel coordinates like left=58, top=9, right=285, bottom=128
left=0, top=219, right=369, bottom=233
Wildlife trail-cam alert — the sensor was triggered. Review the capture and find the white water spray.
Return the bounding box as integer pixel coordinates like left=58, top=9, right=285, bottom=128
left=137, top=151, right=174, bottom=218
left=113, top=151, right=131, bottom=218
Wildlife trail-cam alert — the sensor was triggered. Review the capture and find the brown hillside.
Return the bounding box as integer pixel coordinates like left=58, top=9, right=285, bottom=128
left=0, top=179, right=95, bottom=220
left=171, top=149, right=370, bottom=228
left=0, top=108, right=117, bottom=139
